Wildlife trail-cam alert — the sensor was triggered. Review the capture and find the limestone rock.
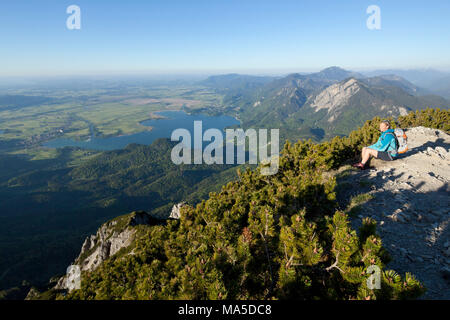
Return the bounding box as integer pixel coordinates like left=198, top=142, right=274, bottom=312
left=311, top=78, right=360, bottom=122
left=169, top=202, right=187, bottom=220
left=55, top=211, right=157, bottom=292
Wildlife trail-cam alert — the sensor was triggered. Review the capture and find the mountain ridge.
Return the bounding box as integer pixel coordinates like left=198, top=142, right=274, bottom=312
left=198, top=67, right=449, bottom=141
left=26, top=109, right=449, bottom=300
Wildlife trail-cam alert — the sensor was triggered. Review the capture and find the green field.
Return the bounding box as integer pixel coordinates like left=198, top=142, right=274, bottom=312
left=0, top=84, right=223, bottom=159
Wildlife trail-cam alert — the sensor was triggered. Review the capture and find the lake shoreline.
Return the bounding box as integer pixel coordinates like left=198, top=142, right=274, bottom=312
left=41, top=110, right=240, bottom=151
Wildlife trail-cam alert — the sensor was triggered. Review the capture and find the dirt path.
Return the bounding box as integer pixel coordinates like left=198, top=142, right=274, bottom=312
left=337, top=126, right=450, bottom=299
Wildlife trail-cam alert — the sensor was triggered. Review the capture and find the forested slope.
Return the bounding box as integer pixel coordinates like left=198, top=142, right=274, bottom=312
left=56, top=108, right=448, bottom=300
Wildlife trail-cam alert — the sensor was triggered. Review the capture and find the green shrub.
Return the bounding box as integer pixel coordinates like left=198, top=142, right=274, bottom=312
left=65, top=108, right=449, bottom=300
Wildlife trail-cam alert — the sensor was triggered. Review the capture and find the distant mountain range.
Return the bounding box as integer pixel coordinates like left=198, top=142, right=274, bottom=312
left=200, top=67, right=449, bottom=141
left=362, top=69, right=450, bottom=99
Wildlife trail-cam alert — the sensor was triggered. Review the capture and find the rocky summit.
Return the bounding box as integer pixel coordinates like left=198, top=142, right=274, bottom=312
left=338, top=126, right=450, bottom=299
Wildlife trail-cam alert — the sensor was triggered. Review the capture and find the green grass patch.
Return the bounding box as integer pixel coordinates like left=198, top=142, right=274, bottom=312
left=345, top=193, right=373, bottom=217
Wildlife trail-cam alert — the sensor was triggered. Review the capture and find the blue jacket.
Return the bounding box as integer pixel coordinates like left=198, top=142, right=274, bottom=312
left=368, top=129, right=397, bottom=157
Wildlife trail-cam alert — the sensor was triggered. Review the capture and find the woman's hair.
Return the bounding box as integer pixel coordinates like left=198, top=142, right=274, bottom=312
left=381, top=120, right=391, bottom=128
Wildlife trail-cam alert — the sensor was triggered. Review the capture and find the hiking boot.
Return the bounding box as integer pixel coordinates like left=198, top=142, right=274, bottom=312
left=352, top=162, right=366, bottom=170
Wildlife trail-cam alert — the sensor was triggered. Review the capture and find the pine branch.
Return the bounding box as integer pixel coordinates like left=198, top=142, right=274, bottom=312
left=326, top=252, right=345, bottom=273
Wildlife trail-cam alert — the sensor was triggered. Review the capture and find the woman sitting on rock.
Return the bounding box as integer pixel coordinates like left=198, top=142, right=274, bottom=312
left=353, top=120, right=398, bottom=170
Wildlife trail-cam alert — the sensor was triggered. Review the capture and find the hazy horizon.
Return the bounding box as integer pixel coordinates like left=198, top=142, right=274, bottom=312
left=1, top=66, right=450, bottom=82
left=1, top=1, right=450, bottom=77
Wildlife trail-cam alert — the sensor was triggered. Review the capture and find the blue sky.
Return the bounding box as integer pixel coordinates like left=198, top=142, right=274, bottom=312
left=0, top=0, right=449, bottom=76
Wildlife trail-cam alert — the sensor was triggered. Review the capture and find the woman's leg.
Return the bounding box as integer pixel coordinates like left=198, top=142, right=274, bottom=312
left=361, top=147, right=378, bottom=165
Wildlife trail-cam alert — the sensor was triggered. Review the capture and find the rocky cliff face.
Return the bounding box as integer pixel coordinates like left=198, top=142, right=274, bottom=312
left=306, top=77, right=430, bottom=126
left=337, top=126, right=450, bottom=299
left=169, top=202, right=186, bottom=220
left=55, top=211, right=159, bottom=291
left=311, top=78, right=361, bottom=115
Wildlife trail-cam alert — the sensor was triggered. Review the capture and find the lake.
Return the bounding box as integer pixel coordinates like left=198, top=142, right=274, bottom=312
left=43, top=110, right=240, bottom=151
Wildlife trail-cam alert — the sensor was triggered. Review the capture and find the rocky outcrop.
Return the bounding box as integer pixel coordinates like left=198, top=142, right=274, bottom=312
left=169, top=202, right=187, bottom=219
left=55, top=211, right=159, bottom=291
left=311, top=78, right=361, bottom=116
left=24, top=287, right=40, bottom=300
left=380, top=105, right=409, bottom=116
left=337, top=126, right=450, bottom=299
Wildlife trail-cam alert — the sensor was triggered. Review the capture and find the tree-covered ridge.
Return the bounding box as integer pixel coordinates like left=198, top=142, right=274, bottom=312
left=0, top=139, right=240, bottom=291
left=64, top=108, right=448, bottom=300
left=2, top=139, right=240, bottom=219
